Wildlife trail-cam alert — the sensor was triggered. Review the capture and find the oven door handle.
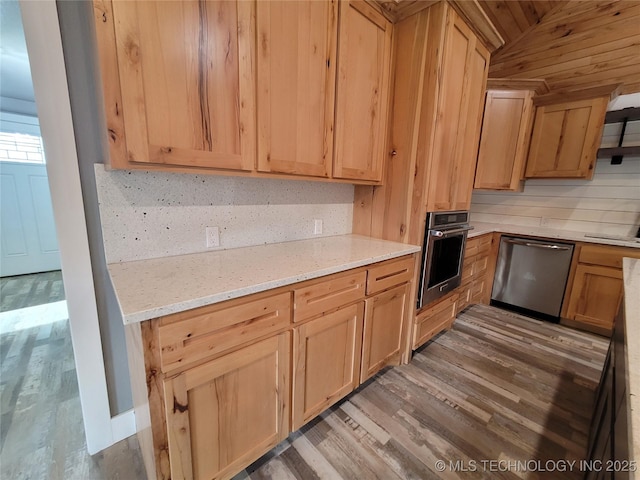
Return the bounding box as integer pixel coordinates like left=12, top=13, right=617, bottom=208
left=431, top=226, right=474, bottom=237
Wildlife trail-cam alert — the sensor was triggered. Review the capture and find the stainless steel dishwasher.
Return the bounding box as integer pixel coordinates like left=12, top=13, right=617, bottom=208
left=491, top=236, right=575, bottom=321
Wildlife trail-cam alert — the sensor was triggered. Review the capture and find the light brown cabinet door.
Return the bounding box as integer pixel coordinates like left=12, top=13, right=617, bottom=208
left=292, top=302, right=363, bottom=430
left=566, top=264, right=623, bottom=332
left=361, top=284, right=407, bottom=382
left=474, top=90, right=534, bottom=190
left=525, top=96, right=608, bottom=179
left=110, top=0, right=255, bottom=170
left=426, top=11, right=489, bottom=212
left=333, top=1, right=392, bottom=182
left=256, top=0, right=338, bottom=177
left=163, top=333, right=290, bottom=480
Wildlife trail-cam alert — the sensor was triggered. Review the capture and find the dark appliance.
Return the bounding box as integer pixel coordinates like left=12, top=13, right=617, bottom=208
left=417, top=211, right=473, bottom=309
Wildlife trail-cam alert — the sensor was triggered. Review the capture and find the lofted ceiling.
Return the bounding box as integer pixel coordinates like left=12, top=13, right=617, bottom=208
left=374, top=0, right=567, bottom=52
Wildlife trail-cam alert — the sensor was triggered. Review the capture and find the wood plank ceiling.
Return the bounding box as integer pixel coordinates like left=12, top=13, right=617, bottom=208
left=375, top=0, right=566, bottom=48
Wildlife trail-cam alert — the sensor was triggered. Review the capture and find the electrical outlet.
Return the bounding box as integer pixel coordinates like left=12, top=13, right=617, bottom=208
left=313, top=219, right=323, bottom=235
left=206, top=226, right=220, bottom=248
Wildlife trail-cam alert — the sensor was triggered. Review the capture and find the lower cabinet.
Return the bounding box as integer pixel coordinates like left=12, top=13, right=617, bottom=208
left=412, top=293, right=457, bottom=350
left=563, top=244, right=640, bottom=335
left=361, top=284, right=408, bottom=382
left=163, top=333, right=291, bottom=480
left=566, top=264, right=623, bottom=333
left=131, top=253, right=416, bottom=480
left=292, top=303, right=363, bottom=430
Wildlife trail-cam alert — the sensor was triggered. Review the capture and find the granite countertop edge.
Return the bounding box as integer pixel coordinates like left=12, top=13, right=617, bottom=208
left=108, top=234, right=421, bottom=325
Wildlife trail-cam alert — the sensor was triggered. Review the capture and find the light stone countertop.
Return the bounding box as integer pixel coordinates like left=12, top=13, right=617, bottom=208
left=622, top=258, right=640, bottom=467
left=108, top=234, right=420, bottom=324
left=468, top=222, right=640, bottom=249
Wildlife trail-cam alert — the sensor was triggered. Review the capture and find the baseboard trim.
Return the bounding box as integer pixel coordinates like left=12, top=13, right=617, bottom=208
left=111, top=409, right=136, bottom=444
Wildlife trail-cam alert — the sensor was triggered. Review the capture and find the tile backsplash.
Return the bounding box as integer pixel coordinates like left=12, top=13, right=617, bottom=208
left=95, top=165, right=354, bottom=263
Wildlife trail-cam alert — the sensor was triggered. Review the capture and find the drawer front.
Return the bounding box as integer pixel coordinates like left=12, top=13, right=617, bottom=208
left=464, top=238, right=479, bottom=259
left=366, top=256, right=414, bottom=295
left=413, top=294, right=456, bottom=349
left=461, top=260, right=473, bottom=285
left=473, top=256, right=489, bottom=277
left=294, top=271, right=366, bottom=323
left=465, top=234, right=491, bottom=260
left=158, top=292, right=291, bottom=373
left=470, top=277, right=488, bottom=303
left=477, top=235, right=492, bottom=256
left=579, top=244, right=640, bottom=268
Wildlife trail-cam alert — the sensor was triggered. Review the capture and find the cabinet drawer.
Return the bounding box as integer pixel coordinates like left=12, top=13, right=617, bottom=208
left=579, top=244, right=640, bottom=269
left=413, top=293, right=456, bottom=349
left=158, top=292, right=291, bottom=373
left=294, top=271, right=366, bottom=323
left=461, top=260, right=473, bottom=285
left=465, top=234, right=491, bottom=259
left=473, top=256, right=489, bottom=277
left=366, top=256, right=414, bottom=295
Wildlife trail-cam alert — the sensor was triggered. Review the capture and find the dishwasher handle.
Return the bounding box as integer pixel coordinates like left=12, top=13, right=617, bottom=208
left=502, top=238, right=572, bottom=251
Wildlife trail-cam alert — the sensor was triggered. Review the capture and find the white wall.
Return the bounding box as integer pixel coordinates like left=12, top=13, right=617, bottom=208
left=95, top=165, right=355, bottom=264
left=470, top=156, right=640, bottom=236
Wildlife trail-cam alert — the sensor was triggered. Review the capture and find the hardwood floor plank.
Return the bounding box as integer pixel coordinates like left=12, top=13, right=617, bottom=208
left=2, top=304, right=606, bottom=480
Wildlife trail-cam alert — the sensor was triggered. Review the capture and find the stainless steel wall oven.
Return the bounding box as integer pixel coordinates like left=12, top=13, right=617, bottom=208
left=417, top=211, right=472, bottom=309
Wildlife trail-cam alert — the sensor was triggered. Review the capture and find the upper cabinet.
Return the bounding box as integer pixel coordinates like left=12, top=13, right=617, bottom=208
left=525, top=95, right=609, bottom=179
left=333, top=1, right=393, bottom=182
left=256, top=0, right=338, bottom=178
left=94, top=0, right=392, bottom=185
left=354, top=2, right=491, bottom=243
left=103, top=0, right=255, bottom=171
left=424, top=12, right=490, bottom=212
left=474, top=89, right=535, bottom=191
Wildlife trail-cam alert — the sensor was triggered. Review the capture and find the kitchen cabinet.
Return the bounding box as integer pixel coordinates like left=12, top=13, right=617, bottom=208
left=412, top=292, right=457, bottom=350
left=256, top=0, right=338, bottom=178
left=292, top=303, right=363, bottom=430
left=353, top=1, right=490, bottom=243
left=563, top=244, right=640, bottom=335
left=474, top=90, right=534, bottom=191
left=361, top=284, right=408, bottom=382
left=163, top=333, right=290, bottom=480
left=94, top=0, right=392, bottom=185
left=455, top=233, right=496, bottom=314
left=525, top=96, right=609, bottom=179
left=97, top=0, right=256, bottom=171
left=333, top=1, right=393, bottom=182
left=424, top=10, right=490, bottom=212
left=131, top=253, right=416, bottom=480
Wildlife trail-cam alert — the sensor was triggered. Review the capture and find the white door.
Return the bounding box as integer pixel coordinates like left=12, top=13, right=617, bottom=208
left=1, top=160, right=60, bottom=276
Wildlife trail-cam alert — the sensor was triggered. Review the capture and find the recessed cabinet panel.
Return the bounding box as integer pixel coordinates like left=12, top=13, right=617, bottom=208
left=361, top=284, right=407, bottom=382
left=333, top=1, right=392, bottom=182
left=110, top=0, right=255, bottom=170
left=256, top=0, right=338, bottom=177
left=525, top=97, right=608, bottom=179
left=425, top=13, right=489, bottom=212
left=292, top=302, right=363, bottom=430
left=474, top=90, right=534, bottom=190
left=566, top=264, right=623, bottom=332
left=163, top=333, right=290, bottom=480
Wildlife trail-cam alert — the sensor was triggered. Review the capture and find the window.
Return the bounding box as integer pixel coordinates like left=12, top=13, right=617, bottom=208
left=0, top=131, right=46, bottom=164
left=0, top=112, right=45, bottom=164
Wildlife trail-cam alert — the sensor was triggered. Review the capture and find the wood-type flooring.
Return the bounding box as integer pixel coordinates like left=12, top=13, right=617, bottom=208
left=0, top=270, right=65, bottom=312
left=235, top=304, right=608, bottom=480
left=0, top=303, right=607, bottom=479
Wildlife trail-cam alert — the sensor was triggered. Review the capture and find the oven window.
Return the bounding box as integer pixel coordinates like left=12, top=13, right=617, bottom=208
left=428, top=235, right=463, bottom=288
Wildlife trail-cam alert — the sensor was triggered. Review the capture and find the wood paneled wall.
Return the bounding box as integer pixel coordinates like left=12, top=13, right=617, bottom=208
left=489, top=1, right=640, bottom=94
left=470, top=158, right=640, bottom=236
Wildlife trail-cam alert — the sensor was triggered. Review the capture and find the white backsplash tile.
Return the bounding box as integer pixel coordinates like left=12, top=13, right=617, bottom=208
left=95, top=165, right=354, bottom=263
